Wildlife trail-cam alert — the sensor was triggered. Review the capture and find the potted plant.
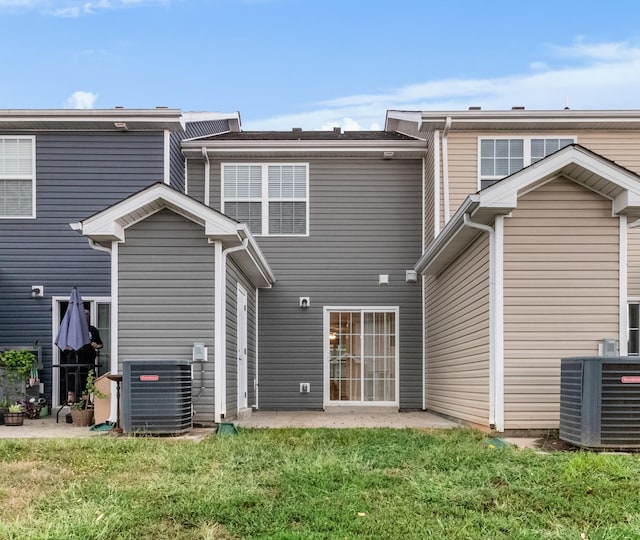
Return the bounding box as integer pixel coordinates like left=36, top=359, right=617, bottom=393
left=70, top=369, right=105, bottom=427
left=4, top=403, right=24, bottom=426
left=0, top=349, right=35, bottom=402
left=0, top=398, right=9, bottom=425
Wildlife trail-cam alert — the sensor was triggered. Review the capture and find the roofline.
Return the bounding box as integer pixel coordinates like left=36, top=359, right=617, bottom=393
left=182, top=138, right=427, bottom=158
left=181, top=111, right=241, bottom=132
left=386, top=109, right=640, bottom=132
left=0, top=108, right=185, bottom=131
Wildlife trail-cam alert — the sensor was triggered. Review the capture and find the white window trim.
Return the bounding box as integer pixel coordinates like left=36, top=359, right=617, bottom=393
left=323, top=305, right=400, bottom=408
left=0, top=135, right=36, bottom=219
left=221, top=162, right=310, bottom=237
left=477, top=135, right=577, bottom=190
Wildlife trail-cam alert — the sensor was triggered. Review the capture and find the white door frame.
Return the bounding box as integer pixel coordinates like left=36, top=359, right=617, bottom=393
left=236, top=284, right=248, bottom=412
left=51, top=296, right=110, bottom=408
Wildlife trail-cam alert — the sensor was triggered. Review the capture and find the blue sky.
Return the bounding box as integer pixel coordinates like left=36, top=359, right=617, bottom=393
left=1, top=0, right=639, bottom=130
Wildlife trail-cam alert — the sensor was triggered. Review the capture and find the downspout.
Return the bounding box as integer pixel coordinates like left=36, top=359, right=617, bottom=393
left=214, top=236, right=249, bottom=423
left=202, top=148, right=211, bottom=207
left=463, top=213, right=504, bottom=432
left=442, top=117, right=452, bottom=224
left=88, top=239, right=111, bottom=254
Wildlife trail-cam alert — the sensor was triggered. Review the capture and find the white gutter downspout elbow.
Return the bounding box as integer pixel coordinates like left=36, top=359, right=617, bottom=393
left=463, top=213, right=504, bottom=433
left=442, top=117, right=452, bottom=224
left=214, top=236, right=249, bottom=423
left=88, top=238, right=112, bottom=254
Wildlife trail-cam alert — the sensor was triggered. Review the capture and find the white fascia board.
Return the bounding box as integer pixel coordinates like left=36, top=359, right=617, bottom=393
left=181, top=111, right=240, bottom=123
left=385, top=110, right=422, bottom=131
left=80, top=220, right=126, bottom=241
left=185, top=140, right=426, bottom=158
left=614, top=190, right=640, bottom=216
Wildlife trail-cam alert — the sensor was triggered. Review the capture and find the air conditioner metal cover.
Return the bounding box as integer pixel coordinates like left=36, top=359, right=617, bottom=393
left=560, top=356, right=640, bottom=449
left=122, top=360, right=192, bottom=435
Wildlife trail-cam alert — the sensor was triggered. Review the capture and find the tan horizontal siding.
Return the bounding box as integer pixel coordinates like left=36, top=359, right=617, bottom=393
left=424, top=132, right=436, bottom=245
left=629, top=227, right=640, bottom=297
left=426, top=233, right=490, bottom=426
left=577, top=131, right=640, bottom=175
left=503, top=176, right=619, bottom=430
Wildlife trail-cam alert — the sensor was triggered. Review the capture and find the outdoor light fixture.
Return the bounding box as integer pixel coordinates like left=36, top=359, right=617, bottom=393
left=31, top=285, right=43, bottom=298
left=299, top=297, right=310, bottom=309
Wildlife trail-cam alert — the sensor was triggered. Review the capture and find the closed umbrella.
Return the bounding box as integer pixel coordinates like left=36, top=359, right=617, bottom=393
left=55, top=287, right=90, bottom=353
left=55, top=287, right=91, bottom=405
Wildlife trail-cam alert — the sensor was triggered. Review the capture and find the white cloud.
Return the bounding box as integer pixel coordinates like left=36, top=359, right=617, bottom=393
left=0, top=0, right=169, bottom=16
left=245, top=39, right=640, bottom=131
left=66, top=91, right=98, bottom=109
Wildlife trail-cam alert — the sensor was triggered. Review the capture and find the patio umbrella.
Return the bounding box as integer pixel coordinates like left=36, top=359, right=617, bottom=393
left=55, top=287, right=90, bottom=353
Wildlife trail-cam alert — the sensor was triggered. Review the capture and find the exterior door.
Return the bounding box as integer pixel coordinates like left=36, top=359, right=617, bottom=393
left=325, top=308, right=398, bottom=406
left=237, top=285, right=248, bottom=411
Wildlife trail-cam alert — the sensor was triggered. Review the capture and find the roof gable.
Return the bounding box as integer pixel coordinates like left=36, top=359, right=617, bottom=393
left=72, top=183, right=274, bottom=287
left=417, top=145, right=640, bottom=275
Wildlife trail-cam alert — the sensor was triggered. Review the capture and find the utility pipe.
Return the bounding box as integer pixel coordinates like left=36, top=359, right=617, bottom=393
left=202, top=148, right=211, bottom=207
left=442, top=117, right=452, bottom=224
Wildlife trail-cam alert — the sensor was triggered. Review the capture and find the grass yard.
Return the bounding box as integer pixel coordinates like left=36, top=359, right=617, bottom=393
left=0, top=428, right=639, bottom=539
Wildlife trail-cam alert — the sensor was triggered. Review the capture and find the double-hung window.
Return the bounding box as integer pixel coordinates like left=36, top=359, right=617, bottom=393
left=222, top=163, right=308, bottom=236
left=479, top=137, right=575, bottom=190
left=0, top=136, right=35, bottom=218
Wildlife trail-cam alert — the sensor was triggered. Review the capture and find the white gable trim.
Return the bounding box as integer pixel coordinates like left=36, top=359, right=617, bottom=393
left=73, top=183, right=275, bottom=288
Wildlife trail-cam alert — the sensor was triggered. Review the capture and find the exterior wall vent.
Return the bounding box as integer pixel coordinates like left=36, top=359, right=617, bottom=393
left=560, top=356, right=640, bottom=449
left=122, top=359, right=192, bottom=435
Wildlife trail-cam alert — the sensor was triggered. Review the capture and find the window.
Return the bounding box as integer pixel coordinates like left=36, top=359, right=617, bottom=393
left=479, top=137, right=575, bottom=189
left=222, top=163, right=308, bottom=235
left=0, top=136, right=35, bottom=218
left=327, top=309, right=398, bottom=403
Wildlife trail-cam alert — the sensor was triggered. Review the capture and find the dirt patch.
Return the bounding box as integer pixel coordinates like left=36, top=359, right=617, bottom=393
left=533, top=437, right=579, bottom=452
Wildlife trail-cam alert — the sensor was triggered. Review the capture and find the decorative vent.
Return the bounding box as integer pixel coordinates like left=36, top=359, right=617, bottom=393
left=122, top=360, right=192, bottom=435
left=560, top=357, right=640, bottom=449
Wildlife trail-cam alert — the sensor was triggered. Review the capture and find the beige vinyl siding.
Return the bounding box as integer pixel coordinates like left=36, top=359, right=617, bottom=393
left=118, top=209, right=216, bottom=421
left=577, top=131, right=640, bottom=175
left=446, top=131, right=478, bottom=218
left=503, top=176, right=619, bottom=429
left=425, top=233, right=490, bottom=425
left=423, top=132, right=436, bottom=245
left=629, top=227, right=640, bottom=297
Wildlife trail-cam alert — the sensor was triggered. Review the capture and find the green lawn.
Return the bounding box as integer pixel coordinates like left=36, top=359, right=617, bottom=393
left=0, top=428, right=638, bottom=539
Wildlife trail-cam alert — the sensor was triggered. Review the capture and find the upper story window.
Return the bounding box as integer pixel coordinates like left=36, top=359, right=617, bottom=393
left=222, top=163, right=308, bottom=236
left=0, top=136, right=35, bottom=218
left=479, top=137, right=575, bottom=190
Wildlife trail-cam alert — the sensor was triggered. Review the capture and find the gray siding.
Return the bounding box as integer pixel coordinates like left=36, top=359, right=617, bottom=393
left=0, top=131, right=165, bottom=399
left=225, top=258, right=257, bottom=418
left=194, top=156, right=423, bottom=410
left=170, top=119, right=230, bottom=191
left=118, top=209, right=216, bottom=422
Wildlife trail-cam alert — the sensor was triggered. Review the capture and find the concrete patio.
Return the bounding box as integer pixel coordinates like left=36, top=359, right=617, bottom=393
left=0, top=409, right=460, bottom=439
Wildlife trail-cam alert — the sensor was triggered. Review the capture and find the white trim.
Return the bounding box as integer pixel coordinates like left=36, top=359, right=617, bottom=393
left=620, top=216, right=628, bottom=355
left=51, top=293, right=112, bottom=409
left=203, top=149, right=211, bottom=207
left=323, top=306, right=400, bottom=408
left=163, top=130, right=171, bottom=184
left=477, top=135, right=577, bottom=190
left=221, top=162, right=310, bottom=237
left=442, top=118, right=451, bottom=224
left=214, top=241, right=225, bottom=422
left=109, top=241, right=119, bottom=422
left=433, top=131, right=440, bottom=237
left=0, top=135, right=36, bottom=219
left=494, top=216, right=505, bottom=433
left=421, top=156, right=427, bottom=410
left=236, top=283, right=248, bottom=413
